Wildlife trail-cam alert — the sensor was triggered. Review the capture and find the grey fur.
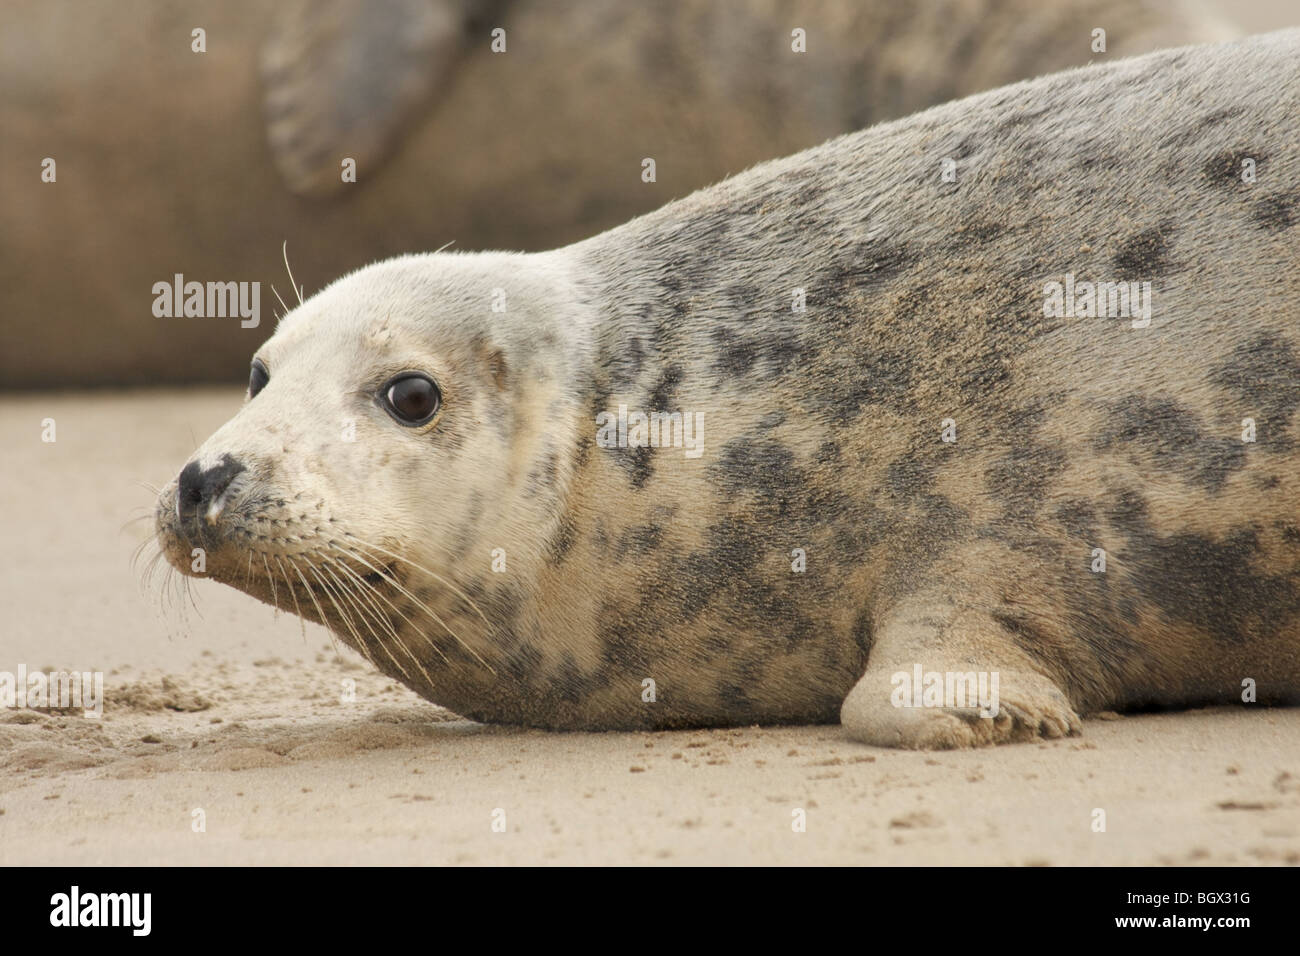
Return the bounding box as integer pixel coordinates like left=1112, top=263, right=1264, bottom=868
left=157, top=29, right=1300, bottom=747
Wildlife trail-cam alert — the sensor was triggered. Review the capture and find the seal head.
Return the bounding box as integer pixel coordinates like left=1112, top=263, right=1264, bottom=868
left=156, top=251, right=594, bottom=720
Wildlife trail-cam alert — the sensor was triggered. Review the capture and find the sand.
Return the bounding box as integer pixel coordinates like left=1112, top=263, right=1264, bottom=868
left=0, top=388, right=1297, bottom=865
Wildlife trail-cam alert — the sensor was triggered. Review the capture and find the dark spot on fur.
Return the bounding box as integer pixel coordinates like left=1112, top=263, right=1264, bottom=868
left=997, top=105, right=1051, bottom=131
left=552, top=651, right=599, bottom=707
left=573, top=432, right=592, bottom=470
left=647, top=364, right=683, bottom=413
left=616, top=336, right=646, bottom=387
left=1132, top=529, right=1297, bottom=644
left=525, top=449, right=558, bottom=497
left=595, top=598, right=657, bottom=675
left=586, top=379, right=613, bottom=422
left=712, top=327, right=756, bottom=377
left=993, top=611, right=1062, bottom=667
left=950, top=221, right=1006, bottom=247
left=1113, top=225, right=1175, bottom=278
left=887, top=456, right=935, bottom=496
left=1095, top=396, right=1246, bottom=492
left=984, top=402, right=1068, bottom=517
left=1160, top=106, right=1245, bottom=150
left=987, top=446, right=1068, bottom=504
left=1053, top=499, right=1097, bottom=542
left=712, top=439, right=800, bottom=506
left=1210, top=332, right=1300, bottom=429
left=1106, top=487, right=1149, bottom=539
left=1108, top=489, right=1300, bottom=645
left=547, top=513, right=577, bottom=565
left=502, top=641, right=545, bottom=683
left=949, top=134, right=978, bottom=161
left=616, top=522, right=665, bottom=559
left=824, top=348, right=915, bottom=418
left=851, top=608, right=873, bottom=659
left=1201, top=149, right=1262, bottom=187
left=714, top=680, right=756, bottom=715
left=616, top=445, right=655, bottom=489
left=826, top=240, right=916, bottom=292
left=708, top=515, right=764, bottom=575
left=814, top=441, right=841, bottom=465
left=1252, top=194, right=1296, bottom=232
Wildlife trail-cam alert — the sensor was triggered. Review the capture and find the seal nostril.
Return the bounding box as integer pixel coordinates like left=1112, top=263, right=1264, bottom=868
left=175, top=454, right=245, bottom=523
left=177, top=461, right=203, bottom=515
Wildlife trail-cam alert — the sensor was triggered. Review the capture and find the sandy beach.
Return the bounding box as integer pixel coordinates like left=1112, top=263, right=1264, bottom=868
left=1, top=389, right=1297, bottom=866
left=4, top=0, right=1300, bottom=868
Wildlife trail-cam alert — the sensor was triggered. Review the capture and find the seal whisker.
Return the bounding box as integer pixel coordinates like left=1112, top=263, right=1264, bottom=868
left=271, top=284, right=291, bottom=317
left=287, top=556, right=357, bottom=664
left=137, top=544, right=175, bottom=629
left=282, top=240, right=304, bottom=306
left=159, top=562, right=196, bottom=626
left=273, top=556, right=309, bottom=642
left=326, top=560, right=440, bottom=684
left=305, top=560, right=380, bottom=669
left=122, top=513, right=159, bottom=535
left=156, top=563, right=174, bottom=612
left=329, top=546, right=465, bottom=671
left=261, top=553, right=281, bottom=615
left=330, top=541, right=493, bottom=675
left=317, top=560, right=414, bottom=680
left=131, top=535, right=160, bottom=576
left=343, top=534, right=492, bottom=627
left=181, top=572, right=202, bottom=620
left=327, top=559, right=399, bottom=636
left=317, top=559, right=389, bottom=644
left=309, top=560, right=409, bottom=679
left=142, top=546, right=170, bottom=591
left=330, top=556, right=452, bottom=669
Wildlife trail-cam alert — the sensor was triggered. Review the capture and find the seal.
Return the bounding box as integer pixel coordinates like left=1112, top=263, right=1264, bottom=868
left=155, top=29, right=1300, bottom=748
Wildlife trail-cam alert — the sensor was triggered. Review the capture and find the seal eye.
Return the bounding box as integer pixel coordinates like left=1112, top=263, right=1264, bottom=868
left=249, top=359, right=269, bottom=399
left=382, top=374, right=440, bottom=426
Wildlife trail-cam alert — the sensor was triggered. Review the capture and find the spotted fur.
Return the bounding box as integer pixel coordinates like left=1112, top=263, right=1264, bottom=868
left=157, top=30, right=1300, bottom=747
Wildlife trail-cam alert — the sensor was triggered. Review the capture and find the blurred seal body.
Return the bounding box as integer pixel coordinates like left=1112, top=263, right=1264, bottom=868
left=3, top=0, right=1233, bottom=388
left=157, top=30, right=1300, bottom=747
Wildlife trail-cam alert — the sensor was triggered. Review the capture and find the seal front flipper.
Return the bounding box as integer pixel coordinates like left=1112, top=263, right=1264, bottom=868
left=261, top=0, right=506, bottom=197
left=840, top=587, right=1082, bottom=750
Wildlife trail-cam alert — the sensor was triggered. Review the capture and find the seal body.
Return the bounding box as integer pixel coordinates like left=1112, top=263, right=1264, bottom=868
left=157, top=29, right=1300, bottom=747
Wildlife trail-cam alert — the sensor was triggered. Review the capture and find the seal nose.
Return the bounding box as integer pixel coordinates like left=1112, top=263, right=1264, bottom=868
left=176, top=454, right=245, bottom=525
